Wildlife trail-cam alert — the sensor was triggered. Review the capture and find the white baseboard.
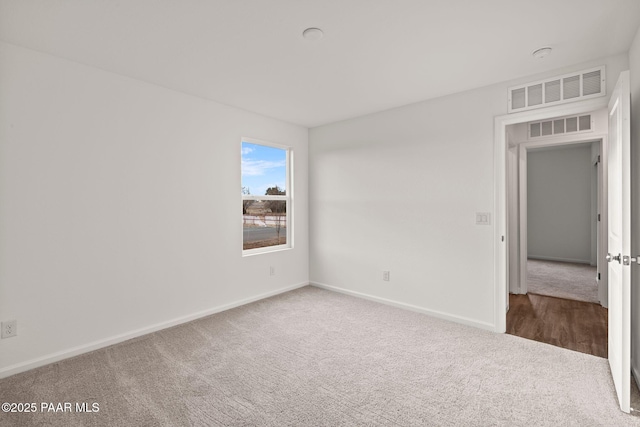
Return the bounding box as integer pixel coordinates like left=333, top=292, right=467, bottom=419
left=527, top=255, right=591, bottom=264
left=0, top=282, right=309, bottom=379
left=310, top=281, right=495, bottom=332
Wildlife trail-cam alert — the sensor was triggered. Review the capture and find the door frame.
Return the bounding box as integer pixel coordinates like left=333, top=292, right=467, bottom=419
left=512, top=136, right=607, bottom=301
left=494, top=97, right=608, bottom=332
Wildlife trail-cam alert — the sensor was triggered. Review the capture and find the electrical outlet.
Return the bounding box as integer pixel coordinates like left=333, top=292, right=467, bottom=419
left=382, top=271, right=390, bottom=281
left=270, top=266, right=275, bottom=276
left=1, top=320, right=17, bottom=339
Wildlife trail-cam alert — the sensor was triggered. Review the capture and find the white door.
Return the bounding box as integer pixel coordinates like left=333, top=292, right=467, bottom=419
left=607, top=70, right=631, bottom=413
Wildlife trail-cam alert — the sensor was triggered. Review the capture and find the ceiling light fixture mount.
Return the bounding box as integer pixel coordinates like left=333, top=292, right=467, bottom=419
left=532, top=47, right=552, bottom=59
left=303, top=27, right=324, bottom=41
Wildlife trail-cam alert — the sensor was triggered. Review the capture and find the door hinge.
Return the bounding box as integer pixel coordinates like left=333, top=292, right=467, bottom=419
left=597, top=214, right=601, bottom=221
left=598, top=273, right=601, bottom=280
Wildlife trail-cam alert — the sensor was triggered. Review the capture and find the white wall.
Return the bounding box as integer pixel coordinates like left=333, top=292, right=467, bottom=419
left=0, top=42, right=309, bottom=377
left=628, top=26, right=640, bottom=388
left=309, top=54, right=629, bottom=330
left=527, top=144, right=593, bottom=263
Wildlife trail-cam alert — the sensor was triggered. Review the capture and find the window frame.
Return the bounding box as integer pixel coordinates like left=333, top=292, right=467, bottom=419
left=241, top=137, right=293, bottom=256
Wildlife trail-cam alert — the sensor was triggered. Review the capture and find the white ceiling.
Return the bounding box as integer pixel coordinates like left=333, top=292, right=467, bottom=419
left=1, top=0, right=639, bottom=128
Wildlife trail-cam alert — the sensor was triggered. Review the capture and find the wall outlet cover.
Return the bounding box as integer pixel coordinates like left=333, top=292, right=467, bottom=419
left=1, top=320, right=17, bottom=339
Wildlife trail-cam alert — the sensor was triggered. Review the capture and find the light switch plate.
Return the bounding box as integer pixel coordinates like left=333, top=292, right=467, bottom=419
left=476, top=212, right=491, bottom=225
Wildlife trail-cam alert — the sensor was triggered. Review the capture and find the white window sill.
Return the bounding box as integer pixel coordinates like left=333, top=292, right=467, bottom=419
left=242, top=245, right=293, bottom=257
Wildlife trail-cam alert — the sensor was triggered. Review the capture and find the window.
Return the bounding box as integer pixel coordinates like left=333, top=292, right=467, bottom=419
left=241, top=138, right=291, bottom=254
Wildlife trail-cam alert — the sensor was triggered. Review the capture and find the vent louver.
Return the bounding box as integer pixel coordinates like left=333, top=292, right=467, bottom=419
left=582, top=70, right=601, bottom=95
left=508, top=66, right=605, bottom=113
left=563, top=75, right=580, bottom=99
left=528, top=84, right=543, bottom=106
left=545, top=80, right=561, bottom=102
left=528, top=114, right=592, bottom=139
left=512, top=88, right=525, bottom=109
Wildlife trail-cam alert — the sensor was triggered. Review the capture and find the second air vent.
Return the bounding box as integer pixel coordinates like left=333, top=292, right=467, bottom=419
left=528, top=114, right=592, bottom=139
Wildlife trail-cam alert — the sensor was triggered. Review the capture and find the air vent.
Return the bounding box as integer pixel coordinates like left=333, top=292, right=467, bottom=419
left=528, top=114, right=592, bottom=139
left=508, top=66, right=605, bottom=113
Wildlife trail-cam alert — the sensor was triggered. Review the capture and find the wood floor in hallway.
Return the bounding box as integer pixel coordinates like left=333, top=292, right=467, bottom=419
left=506, top=293, right=608, bottom=358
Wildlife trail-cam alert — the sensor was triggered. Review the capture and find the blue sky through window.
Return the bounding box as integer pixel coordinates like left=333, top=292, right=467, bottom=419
left=241, top=141, right=286, bottom=196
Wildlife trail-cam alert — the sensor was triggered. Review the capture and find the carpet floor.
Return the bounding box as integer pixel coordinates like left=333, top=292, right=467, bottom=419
left=527, top=259, right=599, bottom=303
left=1, top=286, right=638, bottom=426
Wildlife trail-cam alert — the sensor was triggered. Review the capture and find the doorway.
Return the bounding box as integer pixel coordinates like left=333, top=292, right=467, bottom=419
left=505, top=110, right=608, bottom=306
left=504, top=116, right=608, bottom=357
left=523, top=140, right=602, bottom=304
left=493, top=97, right=609, bottom=333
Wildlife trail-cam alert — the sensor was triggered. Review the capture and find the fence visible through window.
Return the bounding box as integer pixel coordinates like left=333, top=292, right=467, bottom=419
left=241, top=139, right=291, bottom=253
